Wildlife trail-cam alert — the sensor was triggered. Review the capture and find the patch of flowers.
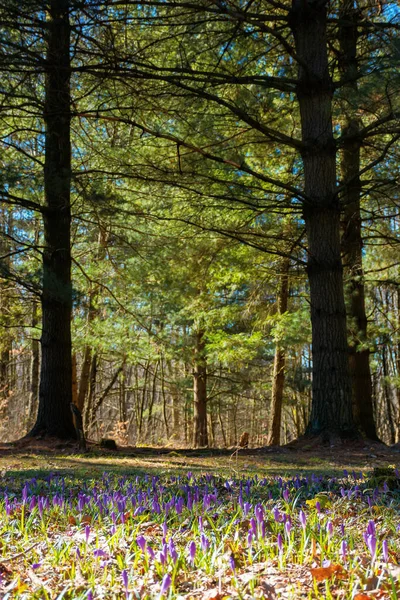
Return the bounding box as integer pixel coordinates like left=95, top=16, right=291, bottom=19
left=0, top=468, right=399, bottom=598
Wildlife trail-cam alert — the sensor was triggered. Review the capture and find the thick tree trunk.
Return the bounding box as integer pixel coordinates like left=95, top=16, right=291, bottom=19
left=267, top=257, right=290, bottom=445
left=193, top=330, right=208, bottom=447
left=29, top=0, right=75, bottom=438
left=290, top=0, right=355, bottom=439
left=339, top=1, right=378, bottom=440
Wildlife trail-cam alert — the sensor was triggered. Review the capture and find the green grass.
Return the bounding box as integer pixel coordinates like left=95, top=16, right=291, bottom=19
left=0, top=450, right=399, bottom=599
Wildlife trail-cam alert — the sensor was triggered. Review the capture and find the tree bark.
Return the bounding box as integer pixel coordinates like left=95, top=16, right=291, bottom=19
left=193, top=330, right=208, bottom=447
left=84, top=353, right=97, bottom=433
left=338, top=0, right=378, bottom=440
left=290, top=0, right=355, bottom=439
left=27, top=301, right=40, bottom=430
left=0, top=208, right=12, bottom=404
left=77, top=228, right=107, bottom=413
left=29, top=0, right=75, bottom=438
left=267, top=256, right=290, bottom=445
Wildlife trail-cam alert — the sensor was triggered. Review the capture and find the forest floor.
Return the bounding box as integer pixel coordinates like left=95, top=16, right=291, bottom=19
left=0, top=439, right=399, bottom=599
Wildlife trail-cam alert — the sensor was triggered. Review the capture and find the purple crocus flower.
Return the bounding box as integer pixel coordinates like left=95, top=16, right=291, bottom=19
left=87, top=591, right=93, bottom=600
left=247, top=530, right=253, bottom=546
left=382, top=539, right=389, bottom=562
left=283, top=488, right=290, bottom=502
left=85, top=525, right=91, bottom=544
left=250, top=517, right=257, bottom=536
left=366, top=520, right=376, bottom=536
left=260, top=520, right=266, bottom=539
left=229, top=554, right=236, bottom=573
left=136, top=536, right=146, bottom=552
left=162, top=522, right=168, bottom=538
left=255, top=504, right=264, bottom=523
left=168, top=539, right=178, bottom=564
left=299, top=510, right=307, bottom=529
left=277, top=533, right=283, bottom=553
left=366, top=534, right=377, bottom=560
left=285, top=520, right=292, bottom=536
left=188, top=541, right=196, bottom=564
left=326, top=521, right=333, bottom=539
left=201, top=533, right=210, bottom=552
left=243, top=502, right=251, bottom=516
left=340, top=540, right=347, bottom=559
left=273, top=507, right=283, bottom=522
left=160, top=573, right=171, bottom=596
left=121, top=569, right=128, bottom=591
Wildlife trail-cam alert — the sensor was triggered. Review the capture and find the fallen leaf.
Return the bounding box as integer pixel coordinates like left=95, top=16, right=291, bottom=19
left=354, top=595, right=371, bottom=599
left=310, top=564, right=347, bottom=582
left=81, top=515, right=92, bottom=525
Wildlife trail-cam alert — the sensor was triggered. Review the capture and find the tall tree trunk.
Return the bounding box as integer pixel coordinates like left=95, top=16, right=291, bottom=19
left=30, top=0, right=75, bottom=438
left=290, top=0, right=355, bottom=439
left=382, top=345, right=396, bottom=444
left=84, top=353, right=97, bottom=433
left=77, top=228, right=107, bottom=413
left=0, top=208, right=12, bottom=404
left=339, top=0, right=378, bottom=440
left=193, top=330, right=208, bottom=447
left=27, top=301, right=40, bottom=430
left=167, top=360, right=180, bottom=440
left=267, top=256, right=290, bottom=445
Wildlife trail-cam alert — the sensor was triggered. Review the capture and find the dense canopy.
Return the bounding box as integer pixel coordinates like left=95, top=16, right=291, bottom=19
left=0, top=0, right=399, bottom=447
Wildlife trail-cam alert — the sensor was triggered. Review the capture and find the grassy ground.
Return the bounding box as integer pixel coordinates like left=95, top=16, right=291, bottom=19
left=0, top=442, right=399, bottom=599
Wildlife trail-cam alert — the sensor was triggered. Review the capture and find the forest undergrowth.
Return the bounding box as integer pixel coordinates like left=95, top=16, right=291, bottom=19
left=1, top=447, right=400, bottom=599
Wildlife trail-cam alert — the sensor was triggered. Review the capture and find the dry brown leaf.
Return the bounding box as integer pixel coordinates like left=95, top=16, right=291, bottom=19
left=81, top=515, right=92, bottom=525
left=354, top=594, right=372, bottom=599
left=310, top=564, right=347, bottom=582
left=68, top=516, right=77, bottom=526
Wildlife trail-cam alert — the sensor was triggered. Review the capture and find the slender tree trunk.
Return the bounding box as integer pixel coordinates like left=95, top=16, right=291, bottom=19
left=290, top=0, right=355, bottom=439
left=84, top=353, right=97, bottom=433
left=138, top=360, right=150, bottom=440
left=77, top=228, right=107, bottom=414
left=267, top=257, right=290, bottom=445
left=30, top=0, right=75, bottom=438
left=339, top=0, right=378, bottom=440
left=193, top=330, right=208, bottom=447
left=167, top=361, right=180, bottom=440
left=218, top=398, right=227, bottom=447
left=160, top=358, right=170, bottom=439
left=382, top=345, right=396, bottom=444
left=0, top=208, right=12, bottom=404
left=146, top=361, right=159, bottom=441
left=396, top=290, right=400, bottom=441
left=71, top=353, right=78, bottom=406
left=27, top=302, right=40, bottom=429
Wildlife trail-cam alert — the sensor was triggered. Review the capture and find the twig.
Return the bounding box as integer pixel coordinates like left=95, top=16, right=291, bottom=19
left=0, top=542, right=39, bottom=564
